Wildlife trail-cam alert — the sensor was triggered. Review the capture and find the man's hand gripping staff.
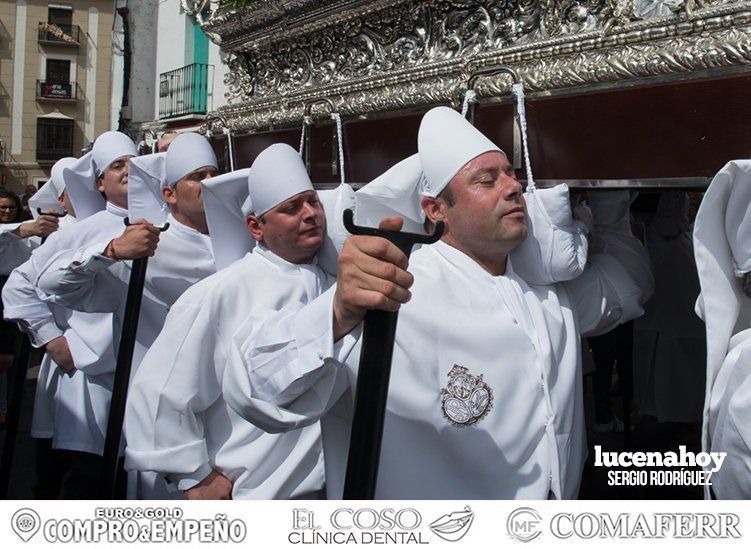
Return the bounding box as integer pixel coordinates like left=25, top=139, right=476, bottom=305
left=338, top=209, right=443, bottom=500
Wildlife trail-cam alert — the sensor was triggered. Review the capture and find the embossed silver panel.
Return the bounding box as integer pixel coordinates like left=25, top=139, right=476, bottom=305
left=187, top=0, right=751, bottom=132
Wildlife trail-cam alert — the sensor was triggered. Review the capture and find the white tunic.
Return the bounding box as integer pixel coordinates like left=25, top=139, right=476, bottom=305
left=0, top=222, right=39, bottom=275
left=2, top=216, right=75, bottom=438
left=124, top=246, right=327, bottom=499
left=36, top=214, right=215, bottom=374
left=224, top=224, right=653, bottom=499
left=31, top=215, right=78, bottom=439
left=3, top=204, right=124, bottom=454
left=706, top=328, right=751, bottom=499
left=34, top=213, right=216, bottom=498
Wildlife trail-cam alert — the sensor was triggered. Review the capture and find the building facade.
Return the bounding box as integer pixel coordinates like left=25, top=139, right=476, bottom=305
left=119, top=0, right=228, bottom=147
left=0, top=0, right=116, bottom=194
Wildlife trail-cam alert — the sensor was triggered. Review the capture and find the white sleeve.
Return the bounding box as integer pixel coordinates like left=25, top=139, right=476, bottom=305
left=35, top=240, right=127, bottom=313
left=223, top=286, right=358, bottom=434
left=563, top=191, right=655, bottom=337
left=0, top=222, right=23, bottom=245
left=2, top=260, right=63, bottom=347
left=124, top=300, right=221, bottom=491
left=0, top=224, right=39, bottom=276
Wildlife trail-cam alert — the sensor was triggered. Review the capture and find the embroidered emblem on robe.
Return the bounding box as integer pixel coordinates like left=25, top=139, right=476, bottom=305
left=441, top=364, right=493, bottom=426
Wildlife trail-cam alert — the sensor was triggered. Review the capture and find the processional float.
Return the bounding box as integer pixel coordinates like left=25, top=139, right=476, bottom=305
left=187, top=0, right=751, bottom=498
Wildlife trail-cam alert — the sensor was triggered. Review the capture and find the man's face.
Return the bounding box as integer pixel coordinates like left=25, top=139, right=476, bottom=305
left=247, top=190, right=326, bottom=264
left=0, top=197, right=18, bottom=223
left=423, top=151, right=527, bottom=257
left=59, top=189, right=75, bottom=217
left=157, top=133, right=178, bottom=152
left=24, top=185, right=37, bottom=197
left=96, top=155, right=133, bottom=208
left=162, top=165, right=218, bottom=217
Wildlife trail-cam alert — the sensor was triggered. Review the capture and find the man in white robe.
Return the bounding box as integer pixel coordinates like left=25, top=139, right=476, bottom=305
left=2, top=132, right=137, bottom=498
left=124, top=144, right=326, bottom=500
left=694, top=160, right=751, bottom=499
left=34, top=133, right=220, bottom=498
left=36, top=133, right=218, bottom=378
left=223, top=107, right=654, bottom=499
left=1, top=159, right=77, bottom=497
left=0, top=194, right=61, bottom=273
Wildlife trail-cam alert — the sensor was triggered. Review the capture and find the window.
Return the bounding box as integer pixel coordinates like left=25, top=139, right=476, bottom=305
left=36, top=118, right=74, bottom=161
left=48, top=7, right=72, bottom=28
left=46, top=59, right=70, bottom=83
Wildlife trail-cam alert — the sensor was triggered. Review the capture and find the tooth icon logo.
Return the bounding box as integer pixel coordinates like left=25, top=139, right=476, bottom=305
left=11, top=509, right=41, bottom=542
left=430, top=506, right=474, bottom=542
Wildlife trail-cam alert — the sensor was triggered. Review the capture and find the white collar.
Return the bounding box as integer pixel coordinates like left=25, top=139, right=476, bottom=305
left=106, top=201, right=128, bottom=218
left=430, top=240, right=517, bottom=289
left=254, top=243, right=318, bottom=274
left=166, top=213, right=212, bottom=248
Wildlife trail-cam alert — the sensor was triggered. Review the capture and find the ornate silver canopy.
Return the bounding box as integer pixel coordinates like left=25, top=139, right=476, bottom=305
left=185, top=0, right=751, bottom=132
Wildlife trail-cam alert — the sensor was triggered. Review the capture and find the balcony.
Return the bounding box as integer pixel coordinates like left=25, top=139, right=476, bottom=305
left=159, top=63, right=214, bottom=119
left=37, top=22, right=81, bottom=47
left=37, top=80, right=78, bottom=102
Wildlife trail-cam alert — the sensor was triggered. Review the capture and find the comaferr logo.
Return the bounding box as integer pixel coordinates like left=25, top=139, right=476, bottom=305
left=507, top=508, right=542, bottom=542
left=550, top=513, right=741, bottom=539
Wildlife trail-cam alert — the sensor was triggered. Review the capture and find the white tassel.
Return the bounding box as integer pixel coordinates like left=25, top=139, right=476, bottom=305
left=298, top=116, right=311, bottom=157
left=461, top=89, right=477, bottom=118
left=331, top=112, right=345, bottom=184
left=223, top=127, right=235, bottom=171
left=512, top=82, right=534, bottom=191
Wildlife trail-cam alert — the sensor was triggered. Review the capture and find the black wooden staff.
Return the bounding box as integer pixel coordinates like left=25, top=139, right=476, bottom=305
left=341, top=209, right=443, bottom=499
left=0, top=208, right=68, bottom=497
left=0, top=333, right=31, bottom=498
left=99, top=218, right=168, bottom=499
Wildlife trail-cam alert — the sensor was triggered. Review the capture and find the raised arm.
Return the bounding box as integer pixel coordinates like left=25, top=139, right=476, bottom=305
left=3, top=260, right=64, bottom=348
left=35, top=220, right=161, bottom=313
left=224, top=218, right=412, bottom=432
left=223, top=287, right=356, bottom=433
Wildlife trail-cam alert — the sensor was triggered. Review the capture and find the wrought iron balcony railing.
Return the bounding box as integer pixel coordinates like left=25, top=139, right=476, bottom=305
left=37, top=22, right=81, bottom=46
left=37, top=80, right=78, bottom=101
left=159, top=63, right=213, bottom=119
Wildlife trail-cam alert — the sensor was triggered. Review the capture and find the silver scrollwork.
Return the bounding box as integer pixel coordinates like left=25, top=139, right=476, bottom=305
left=196, top=0, right=748, bottom=131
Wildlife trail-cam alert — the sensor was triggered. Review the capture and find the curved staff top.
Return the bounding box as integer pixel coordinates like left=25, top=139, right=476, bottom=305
left=342, top=210, right=443, bottom=500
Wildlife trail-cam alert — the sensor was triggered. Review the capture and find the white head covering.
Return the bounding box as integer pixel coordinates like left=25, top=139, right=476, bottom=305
left=50, top=156, right=76, bottom=198
left=201, top=168, right=253, bottom=270
left=354, top=154, right=426, bottom=234
left=418, top=106, right=502, bottom=197
left=354, top=106, right=588, bottom=285
left=164, top=133, right=218, bottom=188
left=203, top=147, right=354, bottom=273
left=63, top=152, right=103, bottom=220
left=63, top=132, right=137, bottom=219
left=127, top=152, right=169, bottom=224
left=694, top=159, right=751, bottom=454
left=29, top=157, right=76, bottom=218
left=248, top=143, right=314, bottom=216
left=92, top=131, right=138, bottom=177
left=355, top=107, right=504, bottom=230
